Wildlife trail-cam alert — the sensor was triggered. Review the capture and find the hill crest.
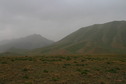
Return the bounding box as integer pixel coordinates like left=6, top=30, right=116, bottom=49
left=32, top=21, right=126, bottom=55
left=0, top=34, right=54, bottom=53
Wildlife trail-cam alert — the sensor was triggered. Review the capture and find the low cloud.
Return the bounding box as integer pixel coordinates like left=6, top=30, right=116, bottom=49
left=0, top=0, right=126, bottom=41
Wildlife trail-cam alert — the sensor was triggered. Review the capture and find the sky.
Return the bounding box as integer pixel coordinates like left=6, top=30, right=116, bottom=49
left=0, top=0, right=126, bottom=41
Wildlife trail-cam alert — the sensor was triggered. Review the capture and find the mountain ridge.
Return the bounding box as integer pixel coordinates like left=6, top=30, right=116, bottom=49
left=31, top=21, right=126, bottom=55
left=0, top=34, right=54, bottom=53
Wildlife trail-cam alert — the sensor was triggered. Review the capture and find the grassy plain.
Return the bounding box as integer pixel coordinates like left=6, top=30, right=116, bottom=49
left=0, top=54, right=126, bottom=84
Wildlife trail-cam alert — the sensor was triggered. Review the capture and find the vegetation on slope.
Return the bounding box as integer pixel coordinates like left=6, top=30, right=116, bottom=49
left=32, top=21, right=126, bottom=55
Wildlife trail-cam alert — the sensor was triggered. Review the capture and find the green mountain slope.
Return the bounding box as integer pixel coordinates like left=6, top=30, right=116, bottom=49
left=32, top=21, right=126, bottom=55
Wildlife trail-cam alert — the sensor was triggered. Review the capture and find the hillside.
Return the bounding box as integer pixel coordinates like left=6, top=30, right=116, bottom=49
left=0, top=34, right=54, bottom=53
left=32, top=21, right=126, bottom=55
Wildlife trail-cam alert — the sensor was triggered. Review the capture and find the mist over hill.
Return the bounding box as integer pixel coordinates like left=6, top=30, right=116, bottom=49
left=0, top=34, right=54, bottom=53
left=32, top=21, right=126, bottom=55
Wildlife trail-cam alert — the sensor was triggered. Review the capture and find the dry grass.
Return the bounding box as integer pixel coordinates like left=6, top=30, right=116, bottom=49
left=0, top=55, right=126, bottom=84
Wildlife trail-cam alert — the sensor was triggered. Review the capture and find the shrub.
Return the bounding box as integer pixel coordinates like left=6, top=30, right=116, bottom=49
left=1, top=61, right=7, bottom=64
left=75, top=64, right=85, bottom=66
left=107, top=68, right=118, bottom=73
left=51, top=77, right=60, bottom=81
left=66, top=56, right=71, bottom=61
left=22, top=68, right=29, bottom=72
left=23, top=75, right=29, bottom=79
left=64, top=63, right=71, bottom=66
left=81, top=70, right=90, bottom=75
left=43, top=70, right=48, bottom=73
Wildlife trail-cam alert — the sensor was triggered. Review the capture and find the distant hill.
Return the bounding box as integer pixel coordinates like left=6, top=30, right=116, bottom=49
left=32, top=21, right=126, bottom=55
left=0, top=34, right=54, bottom=53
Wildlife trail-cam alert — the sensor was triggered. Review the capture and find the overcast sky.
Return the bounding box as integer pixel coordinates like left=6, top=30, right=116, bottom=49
left=0, top=0, right=126, bottom=41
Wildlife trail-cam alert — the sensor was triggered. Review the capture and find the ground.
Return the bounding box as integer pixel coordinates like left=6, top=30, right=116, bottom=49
left=0, top=54, right=126, bottom=84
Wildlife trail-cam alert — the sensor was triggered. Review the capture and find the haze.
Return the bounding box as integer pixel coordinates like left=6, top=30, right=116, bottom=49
left=0, top=0, right=126, bottom=41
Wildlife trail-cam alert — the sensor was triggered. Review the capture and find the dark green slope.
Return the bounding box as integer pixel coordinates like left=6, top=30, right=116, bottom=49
left=32, top=21, right=126, bottom=55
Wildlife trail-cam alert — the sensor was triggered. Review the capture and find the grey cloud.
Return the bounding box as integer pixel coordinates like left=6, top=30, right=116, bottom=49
left=0, top=0, right=126, bottom=41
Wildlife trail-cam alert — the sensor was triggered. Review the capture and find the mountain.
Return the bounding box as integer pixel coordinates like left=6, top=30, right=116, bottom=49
left=0, top=34, right=54, bottom=53
left=32, top=21, right=126, bottom=55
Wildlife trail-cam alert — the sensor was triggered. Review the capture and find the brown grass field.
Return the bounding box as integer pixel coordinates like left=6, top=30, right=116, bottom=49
left=0, top=54, right=126, bottom=84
